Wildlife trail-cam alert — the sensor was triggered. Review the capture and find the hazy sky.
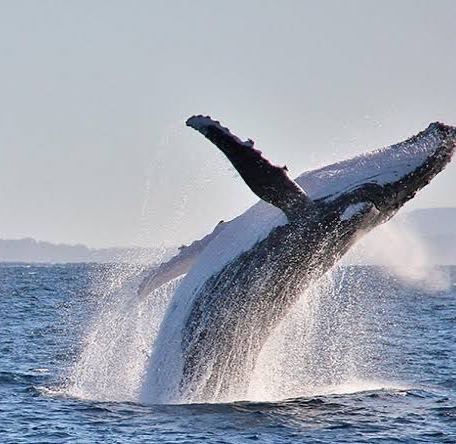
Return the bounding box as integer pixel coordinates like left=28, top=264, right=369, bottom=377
left=1, top=0, right=455, bottom=247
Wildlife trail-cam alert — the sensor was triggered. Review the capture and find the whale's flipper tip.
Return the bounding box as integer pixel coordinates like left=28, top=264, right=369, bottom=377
left=186, top=115, right=212, bottom=134
left=186, top=115, right=254, bottom=147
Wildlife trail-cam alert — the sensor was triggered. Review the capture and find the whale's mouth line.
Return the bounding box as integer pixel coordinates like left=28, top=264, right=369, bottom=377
left=318, top=173, right=386, bottom=202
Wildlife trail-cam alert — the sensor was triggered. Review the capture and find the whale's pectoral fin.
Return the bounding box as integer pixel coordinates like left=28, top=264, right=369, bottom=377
left=186, top=115, right=311, bottom=218
left=137, top=220, right=227, bottom=296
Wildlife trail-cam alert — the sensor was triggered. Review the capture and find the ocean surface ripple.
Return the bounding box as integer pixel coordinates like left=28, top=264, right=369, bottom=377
left=0, top=263, right=455, bottom=443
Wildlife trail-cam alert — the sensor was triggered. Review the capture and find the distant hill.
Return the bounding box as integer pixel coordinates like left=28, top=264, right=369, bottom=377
left=0, top=238, right=172, bottom=264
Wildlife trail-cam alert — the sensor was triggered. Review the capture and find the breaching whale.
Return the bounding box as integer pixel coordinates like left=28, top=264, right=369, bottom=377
left=141, top=116, right=456, bottom=404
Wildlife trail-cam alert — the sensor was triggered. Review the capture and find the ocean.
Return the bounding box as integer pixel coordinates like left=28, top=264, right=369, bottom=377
left=0, top=263, right=454, bottom=443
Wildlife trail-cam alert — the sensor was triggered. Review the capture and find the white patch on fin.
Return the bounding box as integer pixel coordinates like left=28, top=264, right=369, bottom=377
left=340, top=203, right=368, bottom=221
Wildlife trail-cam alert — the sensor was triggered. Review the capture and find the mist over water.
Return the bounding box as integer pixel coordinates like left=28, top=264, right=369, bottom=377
left=353, top=216, right=451, bottom=292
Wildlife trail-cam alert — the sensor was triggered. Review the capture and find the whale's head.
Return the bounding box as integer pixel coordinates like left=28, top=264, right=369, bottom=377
left=300, top=122, right=456, bottom=227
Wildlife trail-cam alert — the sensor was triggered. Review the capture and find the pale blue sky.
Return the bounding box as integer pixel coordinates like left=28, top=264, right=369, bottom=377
left=1, top=0, right=455, bottom=247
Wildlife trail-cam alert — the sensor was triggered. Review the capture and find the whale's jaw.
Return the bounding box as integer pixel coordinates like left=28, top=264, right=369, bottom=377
left=312, top=122, right=456, bottom=226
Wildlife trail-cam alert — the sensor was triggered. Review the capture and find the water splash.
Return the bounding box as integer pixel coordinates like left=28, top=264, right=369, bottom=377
left=65, top=266, right=182, bottom=402
left=64, top=263, right=394, bottom=405
left=248, top=267, right=382, bottom=402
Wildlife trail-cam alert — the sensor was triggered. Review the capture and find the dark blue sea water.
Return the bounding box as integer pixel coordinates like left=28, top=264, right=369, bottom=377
left=0, top=263, right=455, bottom=443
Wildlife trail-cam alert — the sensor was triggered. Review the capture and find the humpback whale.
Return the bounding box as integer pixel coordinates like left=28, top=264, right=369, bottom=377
left=141, top=117, right=456, bottom=404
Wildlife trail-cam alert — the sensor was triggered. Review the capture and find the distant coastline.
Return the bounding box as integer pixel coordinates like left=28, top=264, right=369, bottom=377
left=0, top=237, right=173, bottom=264
left=1, top=208, right=456, bottom=265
